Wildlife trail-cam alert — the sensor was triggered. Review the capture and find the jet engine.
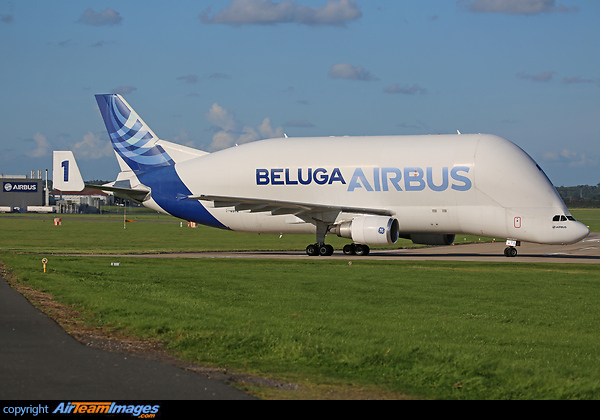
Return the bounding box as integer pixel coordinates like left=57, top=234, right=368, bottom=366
left=331, top=216, right=400, bottom=245
left=404, top=233, right=456, bottom=246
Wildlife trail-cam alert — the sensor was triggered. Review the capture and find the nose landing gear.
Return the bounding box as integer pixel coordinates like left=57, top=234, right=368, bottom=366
left=504, top=240, right=520, bottom=257
left=504, top=246, right=518, bottom=257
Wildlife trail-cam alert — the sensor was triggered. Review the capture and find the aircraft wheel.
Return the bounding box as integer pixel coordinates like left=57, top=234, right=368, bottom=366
left=343, top=244, right=355, bottom=255
left=306, top=244, right=319, bottom=256
left=319, top=244, right=334, bottom=256
left=504, top=246, right=517, bottom=257
left=354, top=244, right=370, bottom=256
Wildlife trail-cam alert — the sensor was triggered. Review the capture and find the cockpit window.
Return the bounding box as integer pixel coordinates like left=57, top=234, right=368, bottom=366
left=553, top=214, right=576, bottom=222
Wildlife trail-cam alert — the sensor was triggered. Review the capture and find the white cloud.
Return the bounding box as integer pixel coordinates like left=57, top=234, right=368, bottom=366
left=26, top=132, right=49, bottom=158
left=207, top=103, right=237, bottom=133
left=542, top=149, right=597, bottom=168
left=172, top=128, right=198, bottom=148
left=385, top=84, right=428, bottom=95
left=206, top=103, right=283, bottom=150
left=200, top=0, right=362, bottom=27
left=78, top=8, right=123, bottom=26
left=73, top=132, right=113, bottom=159
left=458, top=0, right=578, bottom=15
left=328, top=63, right=379, bottom=81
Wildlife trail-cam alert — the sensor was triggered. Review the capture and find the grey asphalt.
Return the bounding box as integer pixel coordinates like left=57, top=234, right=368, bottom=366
left=0, top=276, right=255, bottom=400
left=93, top=232, right=600, bottom=263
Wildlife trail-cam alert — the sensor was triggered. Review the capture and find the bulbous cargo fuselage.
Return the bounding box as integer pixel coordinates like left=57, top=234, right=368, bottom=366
left=174, top=134, right=589, bottom=246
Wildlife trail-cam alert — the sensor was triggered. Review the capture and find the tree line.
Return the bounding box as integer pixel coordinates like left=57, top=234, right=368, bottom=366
left=556, top=184, right=600, bottom=208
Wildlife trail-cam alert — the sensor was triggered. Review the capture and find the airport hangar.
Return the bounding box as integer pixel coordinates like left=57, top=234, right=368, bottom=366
left=1, top=170, right=113, bottom=214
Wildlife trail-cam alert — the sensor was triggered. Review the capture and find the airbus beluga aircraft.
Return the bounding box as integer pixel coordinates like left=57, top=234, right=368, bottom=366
left=53, top=94, right=589, bottom=257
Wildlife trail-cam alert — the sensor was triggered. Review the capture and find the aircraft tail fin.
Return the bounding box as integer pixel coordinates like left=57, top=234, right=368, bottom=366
left=95, top=94, right=177, bottom=173
left=95, top=94, right=208, bottom=173
left=52, top=151, right=85, bottom=192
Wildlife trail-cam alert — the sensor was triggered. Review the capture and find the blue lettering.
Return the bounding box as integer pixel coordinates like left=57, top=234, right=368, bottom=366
left=328, top=167, right=346, bottom=185
left=256, top=169, right=269, bottom=185
left=451, top=166, right=472, bottom=191
left=381, top=167, right=402, bottom=191
left=257, top=167, right=345, bottom=186
left=373, top=167, right=381, bottom=191
left=427, top=167, right=449, bottom=192
left=271, top=168, right=284, bottom=185
left=61, top=160, right=69, bottom=182
left=298, top=168, right=312, bottom=185
left=404, top=167, right=425, bottom=191
left=285, top=168, right=298, bottom=185
left=348, top=168, right=373, bottom=192
left=313, top=168, right=328, bottom=185
left=256, top=166, right=472, bottom=190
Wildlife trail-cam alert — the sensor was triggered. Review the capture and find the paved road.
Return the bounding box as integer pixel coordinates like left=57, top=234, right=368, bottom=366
left=0, top=276, right=255, bottom=400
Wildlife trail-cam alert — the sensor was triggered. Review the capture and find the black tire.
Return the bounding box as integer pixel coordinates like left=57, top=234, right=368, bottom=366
left=306, top=244, right=319, bottom=256
left=354, top=244, right=370, bottom=256
left=319, top=244, right=334, bottom=256
left=343, top=244, right=355, bottom=255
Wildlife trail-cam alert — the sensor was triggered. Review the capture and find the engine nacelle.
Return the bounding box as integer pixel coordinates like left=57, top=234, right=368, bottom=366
left=405, top=233, right=456, bottom=246
left=331, top=216, right=400, bottom=245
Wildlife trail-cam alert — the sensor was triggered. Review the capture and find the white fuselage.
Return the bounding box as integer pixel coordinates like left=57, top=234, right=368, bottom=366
left=169, top=134, right=588, bottom=245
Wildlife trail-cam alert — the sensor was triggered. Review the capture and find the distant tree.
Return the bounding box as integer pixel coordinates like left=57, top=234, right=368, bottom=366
left=556, top=184, right=600, bottom=207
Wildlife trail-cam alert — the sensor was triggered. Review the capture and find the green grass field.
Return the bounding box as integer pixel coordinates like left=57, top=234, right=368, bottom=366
left=1, top=209, right=599, bottom=399
left=0, top=211, right=495, bottom=254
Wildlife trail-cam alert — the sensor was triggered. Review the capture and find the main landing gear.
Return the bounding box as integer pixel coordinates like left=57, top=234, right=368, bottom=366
left=343, top=243, right=370, bottom=256
left=304, top=221, right=369, bottom=257
left=305, top=242, right=370, bottom=257
left=305, top=243, right=334, bottom=256
left=305, top=222, right=335, bottom=257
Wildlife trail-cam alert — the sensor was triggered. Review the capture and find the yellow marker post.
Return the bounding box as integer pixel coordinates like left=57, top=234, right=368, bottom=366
left=42, top=258, right=48, bottom=273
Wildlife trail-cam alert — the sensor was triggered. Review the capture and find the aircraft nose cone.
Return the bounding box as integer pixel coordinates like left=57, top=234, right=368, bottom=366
left=572, top=221, right=590, bottom=243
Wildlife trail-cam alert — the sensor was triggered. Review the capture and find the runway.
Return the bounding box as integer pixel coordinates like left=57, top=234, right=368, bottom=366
left=97, top=232, right=600, bottom=264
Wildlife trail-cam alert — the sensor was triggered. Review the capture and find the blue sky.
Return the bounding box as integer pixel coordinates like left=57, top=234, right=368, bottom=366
left=1, top=0, right=598, bottom=186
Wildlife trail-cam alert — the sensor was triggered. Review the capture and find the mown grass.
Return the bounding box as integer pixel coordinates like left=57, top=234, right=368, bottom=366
left=2, top=255, right=600, bottom=399
left=1, top=209, right=599, bottom=399
left=571, top=209, right=600, bottom=232
left=0, top=212, right=494, bottom=254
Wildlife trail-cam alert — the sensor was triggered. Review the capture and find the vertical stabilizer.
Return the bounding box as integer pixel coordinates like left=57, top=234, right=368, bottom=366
left=95, top=94, right=174, bottom=172
left=53, top=151, right=84, bottom=191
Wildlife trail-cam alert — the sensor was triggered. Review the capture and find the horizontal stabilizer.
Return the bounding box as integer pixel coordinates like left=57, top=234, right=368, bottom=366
left=88, top=179, right=151, bottom=203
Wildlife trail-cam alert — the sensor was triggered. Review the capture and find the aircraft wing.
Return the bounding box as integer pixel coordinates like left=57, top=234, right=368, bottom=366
left=189, top=194, right=395, bottom=221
